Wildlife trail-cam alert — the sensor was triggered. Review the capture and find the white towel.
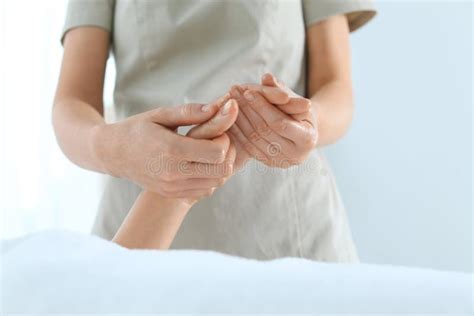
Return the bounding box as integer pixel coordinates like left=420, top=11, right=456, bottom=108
left=1, top=230, right=472, bottom=313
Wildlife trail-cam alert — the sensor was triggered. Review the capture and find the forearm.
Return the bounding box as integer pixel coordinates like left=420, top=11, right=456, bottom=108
left=52, top=98, right=106, bottom=173
left=310, top=79, right=354, bottom=147
left=112, top=191, right=194, bottom=249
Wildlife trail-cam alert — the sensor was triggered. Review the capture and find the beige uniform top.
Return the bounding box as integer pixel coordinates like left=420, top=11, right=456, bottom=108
left=62, top=0, right=376, bottom=262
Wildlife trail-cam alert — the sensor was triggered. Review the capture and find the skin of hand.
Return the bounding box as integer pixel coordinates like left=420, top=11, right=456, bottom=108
left=92, top=98, right=239, bottom=199
left=55, top=14, right=352, bottom=191
left=112, top=99, right=238, bottom=249
left=224, top=14, right=354, bottom=168
left=226, top=73, right=318, bottom=168
left=212, top=82, right=313, bottom=169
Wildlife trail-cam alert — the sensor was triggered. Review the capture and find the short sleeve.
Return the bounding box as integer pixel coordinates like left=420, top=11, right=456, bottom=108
left=61, top=0, right=115, bottom=44
left=302, top=0, right=376, bottom=32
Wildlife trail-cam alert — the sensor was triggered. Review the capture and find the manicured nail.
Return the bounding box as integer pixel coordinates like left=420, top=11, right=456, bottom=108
left=221, top=99, right=233, bottom=115
left=244, top=90, right=255, bottom=101
left=201, top=103, right=212, bottom=112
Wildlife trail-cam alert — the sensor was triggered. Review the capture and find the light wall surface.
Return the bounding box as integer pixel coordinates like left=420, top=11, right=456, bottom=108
left=326, top=1, right=472, bottom=272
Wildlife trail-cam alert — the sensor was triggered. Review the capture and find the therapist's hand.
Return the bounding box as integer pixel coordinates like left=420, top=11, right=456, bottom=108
left=92, top=99, right=236, bottom=198
left=228, top=73, right=318, bottom=168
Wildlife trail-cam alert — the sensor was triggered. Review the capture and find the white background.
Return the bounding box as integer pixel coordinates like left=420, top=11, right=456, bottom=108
left=0, top=1, right=472, bottom=272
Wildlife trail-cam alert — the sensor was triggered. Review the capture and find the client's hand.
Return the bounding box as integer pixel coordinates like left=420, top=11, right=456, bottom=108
left=112, top=98, right=238, bottom=250
left=185, top=98, right=238, bottom=202
left=93, top=100, right=235, bottom=199
left=228, top=73, right=318, bottom=168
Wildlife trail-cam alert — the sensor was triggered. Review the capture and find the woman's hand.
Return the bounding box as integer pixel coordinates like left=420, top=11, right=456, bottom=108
left=113, top=99, right=239, bottom=250
left=92, top=100, right=236, bottom=199
left=228, top=74, right=318, bottom=168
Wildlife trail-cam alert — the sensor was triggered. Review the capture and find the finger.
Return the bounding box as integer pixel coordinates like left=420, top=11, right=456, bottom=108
left=261, top=73, right=279, bottom=87
left=220, top=140, right=236, bottom=177
left=230, top=86, right=294, bottom=156
left=261, top=73, right=300, bottom=98
left=227, top=132, right=252, bottom=170
left=276, top=97, right=312, bottom=114
left=228, top=124, right=269, bottom=163
left=291, top=110, right=315, bottom=127
left=230, top=86, right=274, bottom=160
left=242, top=89, right=317, bottom=147
left=168, top=132, right=230, bottom=163
left=149, top=101, right=223, bottom=128
left=226, top=140, right=237, bottom=175
left=187, top=99, right=238, bottom=139
left=261, top=73, right=288, bottom=92
left=240, top=89, right=290, bottom=132
left=239, top=83, right=290, bottom=105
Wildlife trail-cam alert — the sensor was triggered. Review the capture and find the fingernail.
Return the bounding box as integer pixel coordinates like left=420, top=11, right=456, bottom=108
left=244, top=90, right=255, bottom=101
left=230, top=86, right=241, bottom=98
left=201, top=104, right=212, bottom=112
left=221, top=99, right=233, bottom=115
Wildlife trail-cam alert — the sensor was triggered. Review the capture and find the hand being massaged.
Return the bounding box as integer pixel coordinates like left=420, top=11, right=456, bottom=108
left=112, top=73, right=319, bottom=249
left=228, top=73, right=318, bottom=168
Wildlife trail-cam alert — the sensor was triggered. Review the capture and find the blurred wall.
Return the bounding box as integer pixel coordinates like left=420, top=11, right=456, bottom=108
left=326, top=1, right=472, bottom=272
left=0, top=1, right=115, bottom=239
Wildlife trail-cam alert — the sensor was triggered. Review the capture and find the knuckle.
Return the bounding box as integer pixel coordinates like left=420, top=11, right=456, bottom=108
left=180, top=104, right=193, bottom=117
left=230, top=86, right=242, bottom=99
left=273, top=120, right=288, bottom=133
left=256, top=122, right=271, bottom=137
left=249, top=131, right=261, bottom=142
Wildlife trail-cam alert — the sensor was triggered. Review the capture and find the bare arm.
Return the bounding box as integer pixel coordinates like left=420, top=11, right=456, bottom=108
left=54, top=27, right=232, bottom=198
left=112, top=191, right=193, bottom=249
left=306, top=15, right=354, bottom=147
left=53, top=27, right=109, bottom=172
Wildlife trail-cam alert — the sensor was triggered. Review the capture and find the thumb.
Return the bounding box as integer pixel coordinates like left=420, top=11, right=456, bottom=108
left=261, top=73, right=279, bottom=87
left=262, top=73, right=299, bottom=99
left=149, top=101, right=222, bottom=128
left=187, top=99, right=238, bottom=140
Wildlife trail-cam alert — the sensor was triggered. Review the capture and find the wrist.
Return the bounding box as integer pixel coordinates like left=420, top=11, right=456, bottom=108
left=141, top=191, right=196, bottom=215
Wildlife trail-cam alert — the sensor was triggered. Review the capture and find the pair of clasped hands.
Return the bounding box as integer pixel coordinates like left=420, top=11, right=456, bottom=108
left=104, top=74, right=318, bottom=205
left=112, top=74, right=318, bottom=248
